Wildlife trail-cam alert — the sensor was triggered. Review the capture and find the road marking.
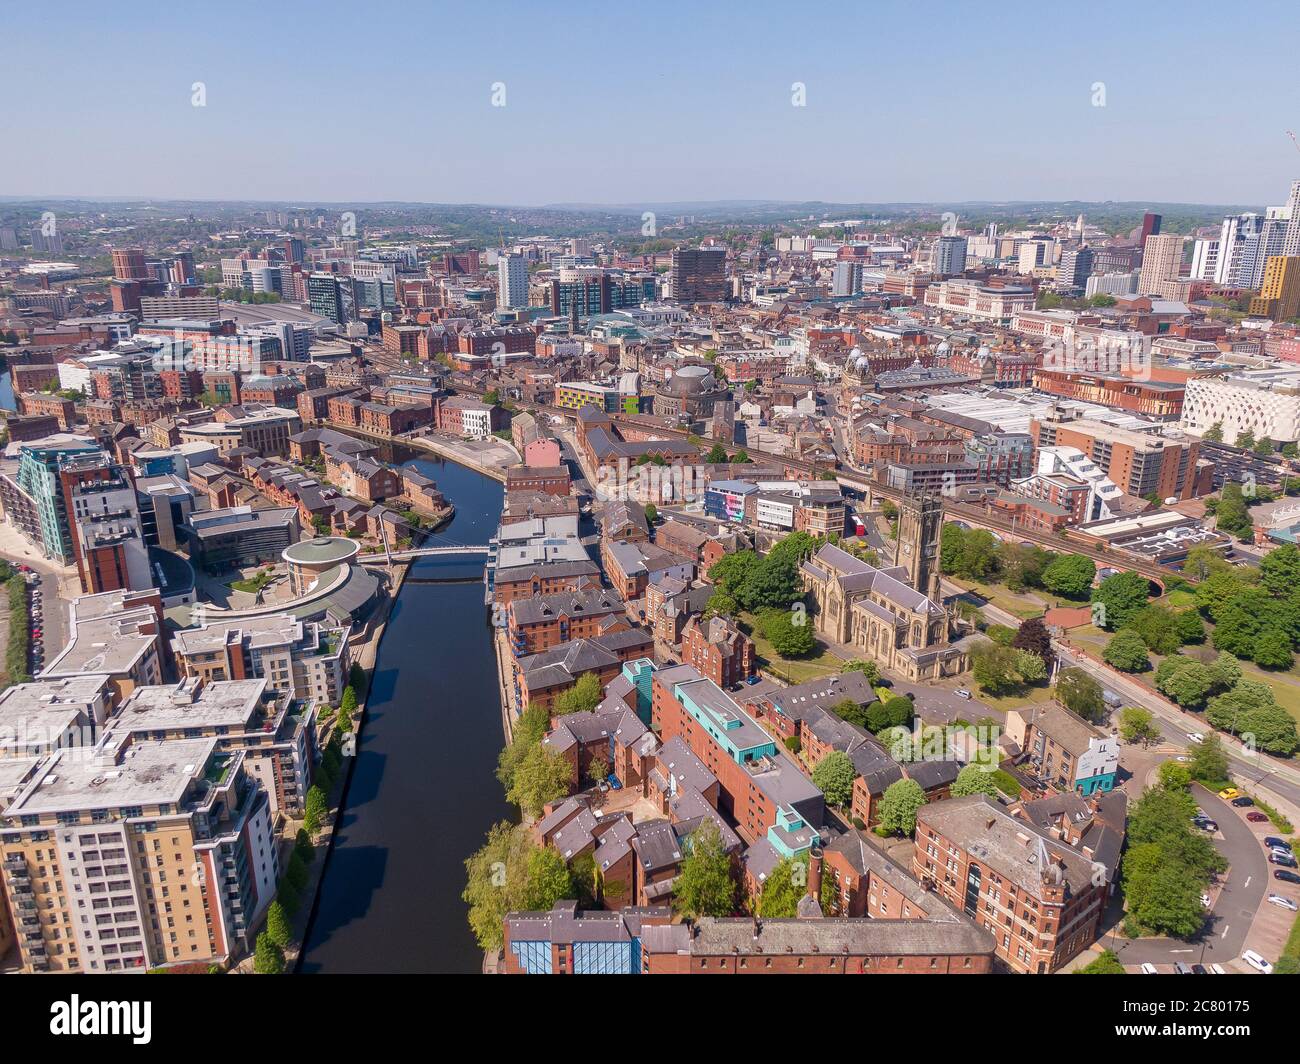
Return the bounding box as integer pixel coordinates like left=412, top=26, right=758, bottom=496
left=1221, top=926, right=1229, bottom=938
left=1244, top=876, right=1251, bottom=888
left=1170, top=948, right=1194, bottom=954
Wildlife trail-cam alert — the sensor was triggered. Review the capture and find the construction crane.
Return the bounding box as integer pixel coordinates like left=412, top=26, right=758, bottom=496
left=1288, top=130, right=1300, bottom=153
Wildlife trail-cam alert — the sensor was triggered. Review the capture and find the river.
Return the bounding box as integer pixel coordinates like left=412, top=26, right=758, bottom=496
left=298, top=446, right=513, bottom=974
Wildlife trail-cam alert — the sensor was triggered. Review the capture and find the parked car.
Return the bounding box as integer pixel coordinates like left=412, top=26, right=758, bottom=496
left=1140, top=962, right=1158, bottom=975
left=1188, top=733, right=1205, bottom=744
left=1218, top=787, right=1241, bottom=800
left=1267, top=894, right=1299, bottom=912
left=1273, top=870, right=1300, bottom=884
left=1193, top=817, right=1218, bottom=832
left=1211, top=963, right=1227, bottom=975
left=955, top=689, right=972, bottom=700
left=1175, top=755, right=1191, bottom=762
left=1173, top=962, right=1193, bottom=975
left=1269, top=852, right=1298, bottom=868
left=1191, top=964, right=1208, bottom=975
left=1231, top=796, right=1255, bottom=808
left=1265, top=837, right=1293, bottom=852
left=1242, top=950, right=1274, bottom=974
left=1247, top=811, right=1269, bottom=823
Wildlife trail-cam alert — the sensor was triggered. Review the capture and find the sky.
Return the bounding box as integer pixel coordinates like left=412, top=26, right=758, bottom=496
left=3, top=0, right=1299, bottom=208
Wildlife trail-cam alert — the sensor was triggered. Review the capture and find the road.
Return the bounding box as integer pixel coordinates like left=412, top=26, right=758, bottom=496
left=1104, top=786, right=1268, bottom=966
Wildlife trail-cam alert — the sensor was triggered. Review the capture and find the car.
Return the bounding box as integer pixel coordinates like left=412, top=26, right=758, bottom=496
left=1218, top=787, right=1241, bottom=800
left=1188, top=733, right=1205, bottom=744
left=955, top=689, right=972, bottom=700
left=746, top=675, right=761, bottom=686
left=1242, top=950, right=1274, bottom=974
left=1191, top=963, right=1209, bottom=975
left=1210, top=963, right=1227, bottom=975
left=1194, top=818, right=1219, bottom=832
left=1232, top=796, right=1255, bottom=808
left=1273, top=870, right=1300, bottom=884
left=1265, top=837, right=1293, bottom=852
left=1200, top=892, right=1212, bottom=908
left=1267, top=894, right=1299, bottom=912
left=1174, top=961, right=1193, bottom=975
left=1269, top=852, right=1298, bottom=868
left=1247, top=811, right=1269, bottom=823
left=1140, top=962, right=1159, bottom=975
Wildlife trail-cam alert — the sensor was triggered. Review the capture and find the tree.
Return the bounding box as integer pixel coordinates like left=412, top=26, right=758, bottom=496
left=812, top=750, right=856, bottom=807
left=253, top=932, right=286, bottom=974
left=521, top=845, right=575, bottom=912
left=265, top=900, right=292, bottom=949
left=704, top=588, right=739, bottom=619
left=1041, top=554, right=1096, bottom=599
left=1174, top=608, right=1205, bottom=645
left=1127, top=605, right=1183, bottom=655
left=758, top=854, right=811, bottom=918
left=294, top=828, right=315, bottom=864
left=508, top=744, right=572, bottom=817
left=876, top=779, right=926, bottom=836
left=496, top=703, right=550, bottom=793
left=1056, top=667, right=1106, bottom=723
left=1213, top=483, right=1253, bottom=538
left=1011, top=617, right=1052, bottom=664
left=1103, top=629, right=1150, bottom=673
left=1014, top=648, right=1047, bottom=685
left=463, top=822, right=533, bottom=951
left=1158, top=760, right=1191, bottom=791
left=643, top=503, right=658, bottom=525
left=1203, top=422, right=1224, bottom=443
left=1091, top=571, right=1150, bottom=629
left=1254, top=628, right=1295, bottom=669
left=759, top=607, right=816, bottom=657
left=706, top=443, right=728, bottom=463
left=1119, top=706, right=1160, bottom=746
left=1155, top=656, right=1213, bottom=708
left=843, top=659, right=880, bottom=683
left=304, top=785, right=328, bottom=834
left=951, top=764, right=1001, bottom=799
left=673, top=821, right=737, bottom=919
left=1260, top=543, right=1300, bottom=596
left=1076, top=949, right=1126, bottom=974
left=866, top=695, right=914, bottom=734
left=1189, top=732, right=1229, bottom=784
left=1183, top=545, right=1232, bottom=582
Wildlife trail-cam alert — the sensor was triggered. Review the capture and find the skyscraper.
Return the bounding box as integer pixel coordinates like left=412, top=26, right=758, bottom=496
left=1057, top=246, right=1095, bottom=291
left=1249, top=256, right=1300, bottom=320
left=933, top=235, right=968, bottom=278
left=1137, top=234, right=1184, bottom=296
left=497, top=252, right=529, bottom=309
left=670, top=246, right=727, bottom=303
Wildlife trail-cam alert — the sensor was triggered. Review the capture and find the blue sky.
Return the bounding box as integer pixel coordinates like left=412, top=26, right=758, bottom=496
left=3, top=0, right=1298, bottom=206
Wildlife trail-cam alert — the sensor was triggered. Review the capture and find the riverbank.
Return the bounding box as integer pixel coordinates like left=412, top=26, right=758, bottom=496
left=403, top=432, right=517, bottom=483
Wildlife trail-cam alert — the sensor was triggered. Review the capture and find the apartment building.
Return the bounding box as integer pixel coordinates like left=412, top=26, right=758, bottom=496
left=507, top=589, right=630, bottom=656
left=0, top=734, right=277, bottom=972
left=511, top=629, right=654, bottom=715
left=58, top=452, right=152, bottom=595
left=913, top=795, right=1108, bottom=974
left=41, top=590, right=165, bottom=707
left=1029, top=415, right=1211, bottom=501
left=109, top=677, right=315, bottom=817
left=171, top=614, right=350, bottom=707
left=1006, top=701, right=1119, bottom=796
left=679, top=615, right=754, bottom=689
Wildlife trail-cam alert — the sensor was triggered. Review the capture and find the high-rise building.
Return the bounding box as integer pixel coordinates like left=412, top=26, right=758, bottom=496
left=1057, top=246, right=1094, bottom=291
left=59, top=453, right=152, bottom=595
left=307, top=273, right=347, bottom=323
left=1139, top=211, right=1162, bottom=245
left=933, top=235, right=968, bottom=278
left=669, top=246, right=727, bottom=303
left=1236, top=213, right=1290, bottom=288
left=831, top=260, right=863, bottom=296
left=1282, top=180, right=1300, bottom=256
left=1249, top=255, right=1300, bottom=320
left=497, top=252, right=529, bottom=309
left=1136, top=233, right=1184, bottom=296
left=1190, top=237, right=1219, bottom=281
left=12, top=437, right=104, bottom=563
left=112, top=247, right=151, bottom=281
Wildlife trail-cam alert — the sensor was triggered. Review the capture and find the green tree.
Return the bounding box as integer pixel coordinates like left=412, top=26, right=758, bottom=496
left=1076, top=949, right=1126, bottom=974
left=673, top=821, right=737, bottom=919
left=462, top=821, right=533, bottom=951
left=265, top=900, right=292, bottom=949
left=950, top=764, right=1001, bottom=799
left=1203, top=422, right=1224, bottom=443
left=1055, top=667, right=1106, bottom=723
left=1158, top=760, right=1192, bottom=791
left=706, top=442, right=729, bottom=463
left=1127, top=605, right=1183, bottom=654
left=253, top=932, right=286, bottom=974
left=704, top=588, right=739, bottom=619
left=304, top=785, right=328, bottom=835
left=876, top=778, right=927, bottom=836
left=1041, top=554, right=1096, bottom=599
left=1174, top=608, right=1205, bottom=645
left=553, top=672, right=604, bottom=716
left=521, top=845, right=576, bottom=911
left=812, top=750, right=856, bottom=807
left=1119, top=706, right=1160, bottom=746
left=496, top=703, right=550, bottom=792
left=1254, top=628, right=1295, bottom=669
left=1155, top=656, right=1213, bottom=707
left=1103, top=629, right=1150, bottom=673
left=1260, top=543, right=1300, bottom=596
left=1189, top=732, right=1229, bottom=784
left=1091, top=571, right=1150, bottom=629
left=843, top=659, right=880, bottom=683
left=757, top=854, right=811, bottom=917
left=759, top=607, right=816, bottom=657
left=508, top=744, right=572, bottom=817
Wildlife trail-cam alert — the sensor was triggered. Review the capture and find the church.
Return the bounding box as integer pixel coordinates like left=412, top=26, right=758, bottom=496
left=799, top=494, right=973, bottom=682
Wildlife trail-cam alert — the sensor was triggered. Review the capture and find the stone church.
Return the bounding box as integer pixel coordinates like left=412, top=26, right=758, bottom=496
left=799, top=494, right=972, bottom=681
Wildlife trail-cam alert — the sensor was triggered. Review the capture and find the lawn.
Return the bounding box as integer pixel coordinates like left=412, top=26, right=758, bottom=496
left=948, top=578, right=1046, bottom=620
left=740, top=611, right=846, bottom=685
left=973, top=682, right=1058, bottom=714
left=230, top=568, right=275, bottom=595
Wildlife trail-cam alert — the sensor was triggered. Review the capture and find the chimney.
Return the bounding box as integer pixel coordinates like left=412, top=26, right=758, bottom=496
left=807, top=846, right=823, bottom=904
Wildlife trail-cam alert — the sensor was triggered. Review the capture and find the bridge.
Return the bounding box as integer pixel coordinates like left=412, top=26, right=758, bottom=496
left=358, top=544, right=490, bottom=565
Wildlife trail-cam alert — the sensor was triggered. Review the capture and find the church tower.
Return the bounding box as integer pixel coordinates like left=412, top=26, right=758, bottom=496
left=893, top=492, right=943, bottom=601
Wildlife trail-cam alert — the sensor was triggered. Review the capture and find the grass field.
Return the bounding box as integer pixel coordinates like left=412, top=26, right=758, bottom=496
left=974, top=683, right=1058, bottom=714
left=739, top=612, right=846, bottom=685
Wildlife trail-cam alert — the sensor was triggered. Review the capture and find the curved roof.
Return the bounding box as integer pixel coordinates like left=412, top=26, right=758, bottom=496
left=282, top=536, right=360, bottom=566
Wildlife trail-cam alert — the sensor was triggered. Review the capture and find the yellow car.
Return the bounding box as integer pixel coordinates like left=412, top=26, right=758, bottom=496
left=1218, top=787, right=1241, bottom=800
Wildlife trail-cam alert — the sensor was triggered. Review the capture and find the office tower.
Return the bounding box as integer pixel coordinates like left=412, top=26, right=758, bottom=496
left=59, top=453, right=153, bottom=594
left=1236, top=214, right=1289, bottom=288
left=283, top=237, right=305, bottom=264
left=1057, top=246, right=1094, bottom=291
left=1282, top=180, right=1300, bottom=256
left=1017, top=239, right=1053, bottom=274
left=112, top=248, right=151, bottom=281
left=169, top=252, right=196, bottom=285
left=1140, top=212, right=1162, bottom=245
left=1249, top=256, right=1300, bottom=320
left=933, top=235, right=968, bottom=278
left=497, top=252, right=529, bottom=309
left=1085, top=271, right=1139, bottom=298
left=308, top=273, right=347, bottom=323
left=831, top=260, right=863, bottom=296
left=0, top=226, right=19, bottom=250
left=670, top=246, right=728, bottom=303
left=1137, top=234, right=1184, bottom=295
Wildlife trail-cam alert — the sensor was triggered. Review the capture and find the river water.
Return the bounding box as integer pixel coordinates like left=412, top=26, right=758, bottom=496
left=298, top=447, right=513, bottom=974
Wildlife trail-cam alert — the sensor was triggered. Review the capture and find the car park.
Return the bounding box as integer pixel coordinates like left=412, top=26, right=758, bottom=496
left=1242, top=950, right=1274, bottom=974
left=1267, top=894, right=1298, bottom=911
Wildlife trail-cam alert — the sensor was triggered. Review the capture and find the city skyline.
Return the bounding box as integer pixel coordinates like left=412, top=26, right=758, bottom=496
left=5, top=0, right=1300, bottom=205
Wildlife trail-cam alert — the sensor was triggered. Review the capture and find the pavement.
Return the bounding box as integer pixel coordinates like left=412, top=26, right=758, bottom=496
left=0, top=523, right=79, bottom=669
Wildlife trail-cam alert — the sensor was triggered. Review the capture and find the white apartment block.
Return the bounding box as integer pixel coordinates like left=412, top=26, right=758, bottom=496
left=923, top=278, right=1036, bottom=322
left=1030, top=446, right=1122, bottom=520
